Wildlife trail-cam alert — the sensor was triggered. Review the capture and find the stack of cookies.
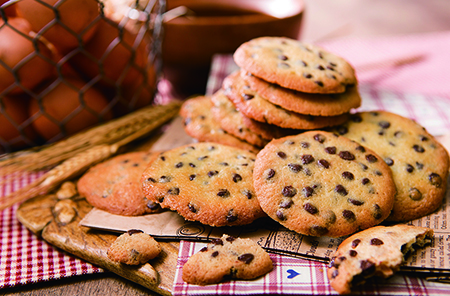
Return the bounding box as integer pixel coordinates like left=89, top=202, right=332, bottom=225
left=181, top=36, right=362, bottom=151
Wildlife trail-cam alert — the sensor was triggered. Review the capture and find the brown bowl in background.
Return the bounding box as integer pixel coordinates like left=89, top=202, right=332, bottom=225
left=162, top=0, right=305, bottom=97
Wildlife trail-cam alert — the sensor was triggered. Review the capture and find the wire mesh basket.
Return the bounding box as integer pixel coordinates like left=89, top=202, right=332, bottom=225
left=0, top=0, right=165, bottom=153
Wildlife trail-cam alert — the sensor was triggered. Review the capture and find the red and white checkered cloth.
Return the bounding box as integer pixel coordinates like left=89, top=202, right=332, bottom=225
left=0, top=172, right=103, bottom=289
left=172, top=241, right=450, bottom=296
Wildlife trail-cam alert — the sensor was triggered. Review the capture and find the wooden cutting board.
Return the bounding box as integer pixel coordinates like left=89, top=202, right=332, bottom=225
left=16, top=189, right=179, bottom=296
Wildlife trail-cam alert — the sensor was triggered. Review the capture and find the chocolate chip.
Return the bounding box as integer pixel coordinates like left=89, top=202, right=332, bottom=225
left=373, top=204, right=382, bottom=219
left=360, top=163, right=368, bottom=170
left=200, top=247, right=208, bottom=252
left=233, top=173, right=242, bottom=183
left=352, top=239, right=361, bottom=248
left=226, top=236, right=236, bottom=242
left=379, top=121, right=391, bottom=128
left=211, top=238, right=223, bottom=245
left=348, top=198, right=364, bottom=206
left=280, top=199, right=293, bottom=209
left=406, top=164, right=414, bottom=173
left=189, top=174, right=196, bottom=181
left=342, top=171, right=354, bottom=180
left=374, top=170, right=382, bottom=176
left=288, top=163, right=302, bottom=173
left=314, top=133, right=326, bottom=143
left=157, top=196, right=164, bottom=203
left=317, top=65, right=325, bottom=70
left=198, top=155, right=208, bottom=160
left=189, top=163, right=196, bottom=167
left=303, top=186, right=314, bottom=198
left=243, top=93, right=254, bottom=100
left=409, top=187, right=422, bottom=200
left=282, top=185, right=297, bottom=197
left=217, top=189, right=230, bottom=197
left=277, top=151, right=287, bottom=159
left=324, top=210, right=336, bottom=224
left=385, top=158, right=394, bottom=166
left=160, top=156, right=166, bottom=161
left=175, top=162, right=183, bottom=168
left=370, top=238, right=384, bottom=245
left=211, top=251, right=219, bottom=257
left=242, top=189, right=253, bottom=199
left=429, top=173, right=442, bottom=187
left=356, top=146, right=366, bottom=153
left=325, top=146, right=336, bottom=154
left=127, top=229, right=144, bottom=235
left=413, top=144, right=425, bottom=153
left=147, top=201, right=160, bottom=210
left=342, top=210, right=355, bottom=220
left=304, top=73, right=313, bottom=79
left=351, top=115, right=362, bottom=122
left=420, top=135, right=429, bottom=141
left=349, top=250, right=358, bottom=257
left=304, top=203, right=318, bottom=215
left=266, top=169, right=276, bottom=179
left=276, top=210, right=286, bottom=221
left=220, top=162, right=229, bottom=166
left=336, top=126, right=348, bottom=135
left=365, top=154, right=378, bottom=163
left=339, top=151, right=355, bottom=160
left=188, top=203, right=197, bottom=213
left=416, top=162, right=424, bottom=170
left=168, top=187, right=180, bottom=195
left=318, top=159, right=330, bottom=168
left=302, top=154, right=314, bottom=164
left=159, top=176, right=172, bottom=183
left=226, top=210, right=238, bottom=222
left=238, top=253, right=254, bottom=264
left=147, top=177, right=156, bottom=183
left=208, top=170, right=218, bottom=177
left=315, top=81, right=324, bottom=87
left=310, top=225, right=328, bottom=236
left=301, top=142, right=310, bottom=148
left=361, top=178, right=370, bottom=185
left=335, top=185, right=348, bottom=196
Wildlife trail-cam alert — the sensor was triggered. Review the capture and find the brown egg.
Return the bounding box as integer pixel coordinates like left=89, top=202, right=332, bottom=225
left=0, top=95, right=37, bottom=151
left=0, top=17, right=54, bottom=94
left=16, top=0, right=100, bottom=53
left=68, top=19, right=149, bottom=90
left=29, top=78, right=113, bottom=141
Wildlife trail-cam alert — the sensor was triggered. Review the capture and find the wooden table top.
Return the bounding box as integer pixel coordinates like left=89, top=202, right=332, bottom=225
left=3, top=0, right=450, bottom=295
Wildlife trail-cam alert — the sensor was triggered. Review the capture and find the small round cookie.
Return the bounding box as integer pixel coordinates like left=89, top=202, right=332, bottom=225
left=211, top=90, right=269, bottom=148
left=233, top=36, right=357, bottom=94
left=327, top=224, right=434, bottom=294
left=253, top=131, right=396, bottom=237
left=223, top=71, right=350, bottom=130
left=141, top=142, right=266, bottom=227
left=330, top=111, right=450, bottom=222
left=241, top=70, right=361, bottom=116
left=182, top=234, right=273, bottom=285
left=77, top=151, right=162, bottom=216
left=180, top=95, right=259, bottom=153
left=107, top=229, right=162, bottom=265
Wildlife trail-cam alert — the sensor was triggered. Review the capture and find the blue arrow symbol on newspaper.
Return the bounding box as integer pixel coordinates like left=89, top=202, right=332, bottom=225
left=287, top=269, right=300, bottom=279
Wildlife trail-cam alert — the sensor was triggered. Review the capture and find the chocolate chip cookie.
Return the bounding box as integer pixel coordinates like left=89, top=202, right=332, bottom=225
left=141, top=142, right=266, bottom=227
left=330, top=111, right=450, bottom=221
left=233, top=36, right=357, bottom=94
left=182, top=234, right=273, bottom=285
left=253, top=131, right=396, bottom=237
